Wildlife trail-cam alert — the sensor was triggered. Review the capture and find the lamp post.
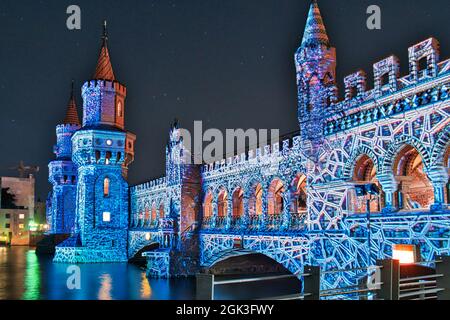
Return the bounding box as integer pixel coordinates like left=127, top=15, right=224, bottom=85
left=355, top=183, right=380, bottom=267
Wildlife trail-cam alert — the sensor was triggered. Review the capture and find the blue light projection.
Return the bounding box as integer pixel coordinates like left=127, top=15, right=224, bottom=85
left=48, top=2, right=450, bottom=291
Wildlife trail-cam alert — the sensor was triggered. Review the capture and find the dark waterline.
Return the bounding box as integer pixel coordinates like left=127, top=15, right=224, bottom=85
left=0, top=246, right=196, bottom=300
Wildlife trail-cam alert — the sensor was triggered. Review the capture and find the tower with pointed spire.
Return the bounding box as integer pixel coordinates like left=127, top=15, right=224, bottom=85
left=53, top=21, right=136, bottom=263
left=47, top=81, right=81, bottom=234
left=295, top=0, right=337, bottom=152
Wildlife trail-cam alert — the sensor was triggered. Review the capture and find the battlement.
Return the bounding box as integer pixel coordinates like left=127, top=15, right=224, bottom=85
left=201, top=136, right=303, bottom=176
left=130, top=177, right=168, bottom=193
left=82, top=79, right=127, bottom=96
left=331, top=38, right=449, bottom=112
left=56, top=123, right=80, bottom=133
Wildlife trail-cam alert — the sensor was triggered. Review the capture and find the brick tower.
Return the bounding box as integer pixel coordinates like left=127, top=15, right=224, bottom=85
left=54, top=21, right=136, bottom=263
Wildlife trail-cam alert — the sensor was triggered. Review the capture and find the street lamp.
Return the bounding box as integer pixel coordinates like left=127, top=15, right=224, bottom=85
left=355, top=183, right=380, bottom=267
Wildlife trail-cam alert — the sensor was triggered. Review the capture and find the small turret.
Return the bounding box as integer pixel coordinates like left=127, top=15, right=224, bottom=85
left=295, top=0, right=337, bottom=150
left=54, top=81, right=81, bottom=160
left=47, top=81, right=80, bottom=234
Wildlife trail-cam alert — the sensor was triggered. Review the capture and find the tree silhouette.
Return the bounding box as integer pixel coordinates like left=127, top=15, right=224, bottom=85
left=1, top=188, right=18, bottom=209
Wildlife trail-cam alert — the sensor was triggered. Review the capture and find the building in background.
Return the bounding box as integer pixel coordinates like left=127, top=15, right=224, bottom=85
left=0, top=175, right=35, bottom=245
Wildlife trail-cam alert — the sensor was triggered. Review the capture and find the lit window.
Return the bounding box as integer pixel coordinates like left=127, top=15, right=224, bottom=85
left=105, top=158, right=110, bottom=165
left=102, top=212, right=111, bottom=222
left=19, top=224, right=24, bottom=229
left=392, top=244, right=416, bottom=264
left=19, top=214, right=25, bottom=220
left=103, top=178, right=110, bottom=197
left=117, top=102, right=122, bottom=118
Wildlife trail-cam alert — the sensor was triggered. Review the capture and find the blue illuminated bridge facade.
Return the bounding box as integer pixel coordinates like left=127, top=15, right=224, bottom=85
left=47, top=3, right=450, bottom=289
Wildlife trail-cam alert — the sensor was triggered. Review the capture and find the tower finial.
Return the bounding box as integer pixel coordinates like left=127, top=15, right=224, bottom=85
left=301, top=0, right=330, bottom=48
left=64, top=80, right=81, bottom=126
left=93, top=20, right=116, bottom=81
left=102, top=20, right=108, bottom=45
left=70, top=79, right=74, bottom=98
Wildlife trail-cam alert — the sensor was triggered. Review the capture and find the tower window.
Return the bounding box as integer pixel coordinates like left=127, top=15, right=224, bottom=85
left=105, top=151, right=112, bottom=165
left=117, top=102, right=123, bottom=118
left=103, top=177, right=110, bottom=197
left=103, top=212, right=111, bottom=222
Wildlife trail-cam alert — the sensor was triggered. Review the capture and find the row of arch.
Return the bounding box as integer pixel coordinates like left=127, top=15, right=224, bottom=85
left=349, top=141, right=450, bottom=212
left=203, top=173, right=308, bottom=228
left=131, top=202, right=165, bottom=228
left=202, top=140, right=450, bottom=227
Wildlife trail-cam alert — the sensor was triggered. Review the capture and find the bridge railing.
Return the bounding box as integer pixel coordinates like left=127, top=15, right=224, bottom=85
left=200, top=211, right=308, bottom=232
left=196, top=256, right=450, bottom=300
left=196, top=266, right=320, bottom=300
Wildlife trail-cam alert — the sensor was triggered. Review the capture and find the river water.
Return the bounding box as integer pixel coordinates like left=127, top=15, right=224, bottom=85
left=0, top=246, right=301, bottom=300
left=0, top=246, right=195, bottom=300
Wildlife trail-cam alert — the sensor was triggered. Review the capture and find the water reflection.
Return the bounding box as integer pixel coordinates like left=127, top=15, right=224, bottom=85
left=0, top=247, right=195, bottom=300
left=23, top=250, right=40, bottom=300
left=98, top=274, right=112, bottom=300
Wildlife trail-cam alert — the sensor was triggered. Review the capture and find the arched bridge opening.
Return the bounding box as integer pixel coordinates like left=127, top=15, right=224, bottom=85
left=202, top=251, right=301, bottom=300
left=129, top=242, right=159, bottom=266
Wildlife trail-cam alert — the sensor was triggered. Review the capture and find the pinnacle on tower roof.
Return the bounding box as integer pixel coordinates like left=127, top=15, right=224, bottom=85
left=93, top=20, right=116, bottom=81
left=63, top=80, right=81, bottom=126
left=301, top=0, right=330, bottom=48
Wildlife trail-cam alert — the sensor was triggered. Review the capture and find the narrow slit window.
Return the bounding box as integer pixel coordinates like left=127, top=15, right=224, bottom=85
left=104, top=177, right=110, bottom=197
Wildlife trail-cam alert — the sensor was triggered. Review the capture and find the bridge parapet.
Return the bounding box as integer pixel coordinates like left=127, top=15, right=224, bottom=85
left=200, top=212, right=307, bottom=234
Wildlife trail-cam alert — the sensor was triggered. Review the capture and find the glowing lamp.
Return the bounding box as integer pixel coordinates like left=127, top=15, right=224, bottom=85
left=103, top=212, right=111, bottom=222
left=392, top=244, right=416, bottom=264
left=145, top=233, right=151, bottom=241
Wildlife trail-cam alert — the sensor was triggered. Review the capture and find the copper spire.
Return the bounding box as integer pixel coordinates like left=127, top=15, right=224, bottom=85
left=93, top=20, right=116, bottom=81
left=301, top=0, right=330, bottom=48
left=63, top=80, right=81, bottom=126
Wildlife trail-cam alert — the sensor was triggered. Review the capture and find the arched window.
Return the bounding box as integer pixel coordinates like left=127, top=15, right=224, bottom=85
left=203, top=191, right=213, bottom=218
left=232, top=187, right=244, bottom=219
left=217, top=189, right=228, bottom=218
left=290, top=174, right=307, bottom=214
left=144, top=207, right=150, bottom=225
left=103, top=178, right=110, bottom=197
left=353, top=155, right=382, bottom=213
left=159, top=203, right=165, bottom=219
left=393, top=145, right=434, bottom=210
left=444, top=146, right=450, bottom=204
left=268, top=179, right=285, bottom=215
left=151, top=204, right=157, bottom=225
left=249, top=183, right=263, bottom=216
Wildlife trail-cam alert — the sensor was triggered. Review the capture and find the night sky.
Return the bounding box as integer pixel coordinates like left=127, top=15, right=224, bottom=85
left=0, top=0, right=449, bottom=200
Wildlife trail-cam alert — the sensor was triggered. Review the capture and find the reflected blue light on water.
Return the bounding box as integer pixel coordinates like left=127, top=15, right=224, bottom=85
left=0, top=247, right=195, bottom=300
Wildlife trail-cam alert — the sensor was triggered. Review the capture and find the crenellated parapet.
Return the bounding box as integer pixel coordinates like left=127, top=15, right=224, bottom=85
left=328, top=38, right=449, bottom=117
left=201, top=136, right=306, bottom=179
left=325, top=79, right=449, bottom=136
left=54, top=124, right=80, bottom=159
